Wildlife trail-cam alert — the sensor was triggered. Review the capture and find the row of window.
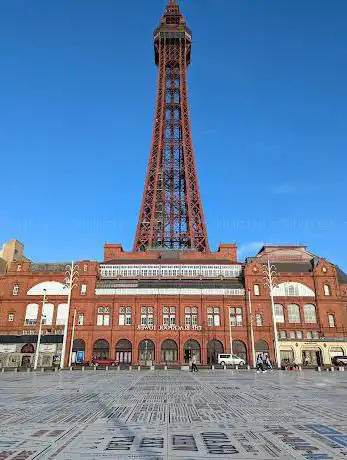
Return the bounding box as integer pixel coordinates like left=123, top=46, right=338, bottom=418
left=279, top=330, right=321, bottom=340
left=253, top=283, right=331, bottom=296
left=100, top=264, right=242, bottom=279
left=11, top=283, right=88, bottom=296
left=8, top=303, right=338, bottom=329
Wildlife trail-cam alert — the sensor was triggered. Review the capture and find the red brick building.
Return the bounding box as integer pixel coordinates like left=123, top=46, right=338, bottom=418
left=0, top=243, right=346, bottom=368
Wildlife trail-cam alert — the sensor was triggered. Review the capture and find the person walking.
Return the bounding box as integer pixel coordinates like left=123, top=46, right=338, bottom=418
left=256, top=354, right=266, bottom=373
left=265, top=355, right=272, bottom=370
left=191, top=353, right=198, bottom=372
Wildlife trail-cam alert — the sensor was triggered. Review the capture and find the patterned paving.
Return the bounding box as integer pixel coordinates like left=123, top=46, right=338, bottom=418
left=1, top=369, right=347, bottom=458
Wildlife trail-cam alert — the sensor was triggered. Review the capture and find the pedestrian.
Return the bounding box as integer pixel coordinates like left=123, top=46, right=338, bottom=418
left=265, top=355, right=272, bottom=370
left=191, top=353, right=198, bottom=372
left=256, top=354, right=266, bottom=373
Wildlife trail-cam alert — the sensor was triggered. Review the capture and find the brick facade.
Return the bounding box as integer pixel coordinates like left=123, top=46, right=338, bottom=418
left=0, top=244, right=346, bottom=368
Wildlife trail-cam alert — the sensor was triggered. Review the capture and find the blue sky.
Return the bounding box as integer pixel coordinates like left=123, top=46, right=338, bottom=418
left=0, top=0, right=346, bottom=269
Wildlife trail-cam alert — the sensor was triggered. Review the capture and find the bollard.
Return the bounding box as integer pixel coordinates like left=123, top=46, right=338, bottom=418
left=82, top=366, right=85, bottom=372
left=1, top=368, right=4, bottom=373
left=117, top=365, right=120, bottom=371
left=27, top=367, right=30, bottom=373
left=14, top=368, right=18, bottom=372
left=211, top=365, right=215, bottom=371
left=94, top=366, right=97, bottom=371
left=54, top=367, right=58, bottom=372
left=41, top=367, right=44, bottom=373
left=150, top=365, right=155, bottom=371
left=70, top=366, right=73, bottom=371
left=105, top=366, right=108, bottom=371
left=330, top=366, right=335, bottom=372
left=223, top=365, right=226, bottom=370
left=138, top=365, right=141, bottom=371
left=235, top=365, right=239, bottom=370
left=298, top=366, right=302, bottom=371
left=129, top=365, right=132, bottom=371
left=164, top=365, right=167, bottom=371
left=247, top=365, right=251, bottom=371
left=317, top=366, right=321, bottom=372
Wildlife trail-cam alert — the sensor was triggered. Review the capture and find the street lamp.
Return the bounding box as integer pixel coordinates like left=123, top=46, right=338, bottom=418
left=247, top=289, right=256, bottom=368
left=228, top=306, right=233, bottom=355
left=61, top=261, right=79, bottom=369
left=263, top=260, right=281, bottom=368
left=33, top=289, right=48, bottom=370
left=68, top=308, right=77, bottom=367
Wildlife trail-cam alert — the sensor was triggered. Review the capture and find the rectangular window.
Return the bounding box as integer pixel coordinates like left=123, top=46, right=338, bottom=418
left=12, top=284, right=19, bottom=296
left=296, top=331, right=303, bottom=339
left=162, top=306, right=176, bottom=326
left=119, top=306, right=132, bottom=326
left=97, top=306, right=110, bottom=326
left=185, top=306, right=198, bottom=327
left=328, top=314, right=335, bottom=328
left=324, top=284, right=331, bottom=296
left=207, top=307, right=220, bottom=327
left=280, top=330, right=287, bottom=339
left=254, top=284, right=260, bottom=296
left=306, top=331, right=313, bottom=339
left=8, top=313, right=14, bottom=322
left=78, top=313, right=84, bottom=326
left=255, top=313, right=263, bottom=326
left=289, top=331, right=296, bottom=339
left=274, top=304, right=285, bottom=323
left=230, top=307, right=242, bottom=327
left=141, top=306, right=154, bottom=326
left=80, top=284, right=87, bottom=295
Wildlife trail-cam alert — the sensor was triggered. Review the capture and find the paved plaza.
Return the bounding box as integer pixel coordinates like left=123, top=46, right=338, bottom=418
left=1, top=369, right=347, bottom=459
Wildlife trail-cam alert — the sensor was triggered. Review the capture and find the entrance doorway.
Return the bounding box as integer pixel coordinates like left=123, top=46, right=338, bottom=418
left=302, top=349, right=323, bottom=367
left=138, top=339, right=155, bottom=364
left=72, top=339, right=85, bottom=364
left=161, top=340, right=178, bottom=363
left=232, top=340, right=247, bottom=364
left=116, top=339, right=132, bottom=364
left=21, top=344, right=34, bottom=367
left=93, top=339, right=110, bottom=360
left=184, top=340, right=201, bottom=363
left=207, top=340, right=224, bottom=364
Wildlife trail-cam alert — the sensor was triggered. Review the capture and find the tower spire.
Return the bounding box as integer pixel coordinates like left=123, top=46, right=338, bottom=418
left=133, top=3, right=209, bottom=252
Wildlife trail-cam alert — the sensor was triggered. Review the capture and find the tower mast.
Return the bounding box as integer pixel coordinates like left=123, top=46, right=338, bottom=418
left=134, top=1, right=209, bottom=252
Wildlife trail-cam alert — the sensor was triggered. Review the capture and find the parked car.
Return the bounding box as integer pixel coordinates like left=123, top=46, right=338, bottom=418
left=217, top=353, right=245, bottom=366
left=92, top=358, right=117, bottom=367
left=331, top=356, right=347, bottom=366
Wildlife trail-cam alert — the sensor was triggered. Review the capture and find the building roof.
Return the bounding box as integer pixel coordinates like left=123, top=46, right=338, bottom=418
left=336, top=266, right=347, bottom=284
left=101, top=259, right=240, bottom=266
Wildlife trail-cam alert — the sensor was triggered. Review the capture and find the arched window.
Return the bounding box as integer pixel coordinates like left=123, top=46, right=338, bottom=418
left=25, top=304, right=38, bottom=326
left=256, top=313, right=263, bottom=326
left=303, top=304, right=317, bottom=323
left=274, top=304, right=284, bottom=323
left=328, top=314, right=335, bottom=328
left=287, top=304, right=300, bottom=323
left=116, top=339, right=132, bottom=364
left=324, top=284, right=331, bottom=296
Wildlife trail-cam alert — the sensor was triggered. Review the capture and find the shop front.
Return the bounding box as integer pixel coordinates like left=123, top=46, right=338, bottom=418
left=279, top=340, right=347, bottom=366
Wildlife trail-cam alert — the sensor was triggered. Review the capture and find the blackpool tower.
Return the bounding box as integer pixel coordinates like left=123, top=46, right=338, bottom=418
left=134, top=0, right=209, bottom=253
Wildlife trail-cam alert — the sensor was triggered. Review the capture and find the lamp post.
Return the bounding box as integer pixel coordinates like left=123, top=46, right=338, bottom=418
left=228, top=306, right=233, bottom=355
left=263, top=260, right=281, bottom=368
left=61, top=261, right=79, bottom=369
left=33, top=289, right=48, bottom=370
left=68, top=308, right=77, bottom=367
left=247, top=289, right=256, bottom=368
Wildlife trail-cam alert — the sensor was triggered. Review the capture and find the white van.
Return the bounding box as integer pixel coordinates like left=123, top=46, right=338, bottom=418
left=217, top=353, right=245, bottom=366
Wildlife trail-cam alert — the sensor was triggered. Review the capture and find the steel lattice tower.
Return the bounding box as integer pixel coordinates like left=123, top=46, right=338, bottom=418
left=134, top=0, right=209, bottom=252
